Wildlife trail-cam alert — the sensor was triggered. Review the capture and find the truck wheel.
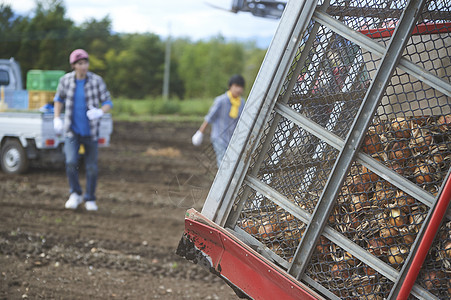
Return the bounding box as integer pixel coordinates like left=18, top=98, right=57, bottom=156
left=1, top=139, right=29, bottom=174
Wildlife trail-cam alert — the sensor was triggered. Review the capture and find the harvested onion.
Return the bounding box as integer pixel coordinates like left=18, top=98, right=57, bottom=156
left=367, top=238, right=388, bottom=256
left=241, top=219, right=259, bottom=235
left=423, top=270, right=445, bottom=290
left=388, top=208, right=406, bottom=227
left=437, top=114, right=451, bottom=132
left=388, top=246, right=405, bottom=265
left=411, top=125, right=433, bottom=152
left=391, top=117, right=411, bottom=138
left=331, top=262, right=351, bottom=279
left=350, top=175, right=372, bottom=193
left=388, top=142, right=411, bottom=164
left=362, top=134, right=382, bottom=154
left=379, top=226, right=398, bottom=245
left=443, top=241, right=451, bottom=258
left=258, top=223, right=280, bottom=239
left=363, top=265, right=376, bottom=276
left=413, top=164, right=434, bottom=184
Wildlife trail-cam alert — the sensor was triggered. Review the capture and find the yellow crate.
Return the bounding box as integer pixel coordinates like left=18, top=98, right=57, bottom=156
left=28, top=90, right=55, bottom=110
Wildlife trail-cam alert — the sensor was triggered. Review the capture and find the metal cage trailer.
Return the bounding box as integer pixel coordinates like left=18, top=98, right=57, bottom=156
left=177, top=0, right=451, bottom=299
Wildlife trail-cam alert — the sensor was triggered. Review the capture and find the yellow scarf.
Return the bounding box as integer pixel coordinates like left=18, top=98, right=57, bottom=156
left=227, top=91, right=241, bottom=119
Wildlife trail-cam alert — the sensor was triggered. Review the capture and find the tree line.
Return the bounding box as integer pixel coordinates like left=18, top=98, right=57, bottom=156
left=0, top=0, right=267, bottom=99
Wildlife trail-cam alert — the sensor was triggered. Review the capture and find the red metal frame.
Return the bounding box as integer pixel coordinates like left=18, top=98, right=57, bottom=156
left=397, top=174, right=451, bottom=299
left=183, top=209, right=323, bottom=300
left=359, top=22, right=451, bottom=38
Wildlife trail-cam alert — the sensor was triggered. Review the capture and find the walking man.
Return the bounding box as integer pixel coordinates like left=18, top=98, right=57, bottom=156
left=192, top=75, right=245, bottom=167
left=53, top=49, right=113, bottom=211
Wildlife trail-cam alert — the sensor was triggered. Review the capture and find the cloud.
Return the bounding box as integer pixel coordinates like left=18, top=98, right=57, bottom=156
left=4, top=0, right=279, bottom=42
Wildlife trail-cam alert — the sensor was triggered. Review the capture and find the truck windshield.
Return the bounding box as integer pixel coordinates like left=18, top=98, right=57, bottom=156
left=0, top=70, right=10, bottom=86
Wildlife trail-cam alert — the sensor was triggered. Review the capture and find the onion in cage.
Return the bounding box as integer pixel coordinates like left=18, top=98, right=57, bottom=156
left=379, top=225, right=398, bottom=246
left=241, top=219, right=259, bottom=235
left=393, top=190, right=416, bottom=213
left=398, top=227, right=415, bottom=245
left=388, top=141, right=411, bottom=165
left=328, top=206, right=340, bottom=223
left=258, top=222, right=281, bottom=239
left=363, top=265, right=377, bottom=277
left=387, top=246, right=408, bottom=265
left=373, top=182, right=395, bottom=206
left=361, top=165, right=380, bottom=182
left=409, top=116, right=428, bottom=127
left=341, top=208, right=361, bottom=229
left=413, top=163, right=434, bottom=184
left=430, top=144, right=449, bottom=166
left=404, top=160, right=417, bottom=174
left=283, top=227, right=305, bottom=242
left=423, top=270, right=445, bottom=290
left=391, top=117, right=411, bottom=139
left=432, top=152, right=445, bottom=165
left=362, top=132, right=383, bottom=154
left=441, top=241, right=451, bottom=259
left=407, top=208, right=427, bottom=233
left=387, top=161, right=405, bottom=176
left=437, top=114, right=451, bottom=132
left=367, top=238, right=388, bottom=256
left=350, top=174, right=373, bottom=193
left=343, top=251, right=358, bottom=267
left=330, top=262, right=351, bottom=279
left=349, top=214, right=361, bottom=230
left=388, top=208, right=407, bottom=227
left=316, top=236, right=331, bottom=255
left=354, top=275, right=375, bottom=295
left=286, top=213, right=295, bottom=221
left=387, top=246, right=407, bottom=265
left=351, top=193, right=372, bottom=211
left=410, top=125, right=433, bottom=153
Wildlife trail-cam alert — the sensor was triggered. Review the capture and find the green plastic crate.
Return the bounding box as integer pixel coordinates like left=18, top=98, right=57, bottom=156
left=26, top=70, right=65, bottom=91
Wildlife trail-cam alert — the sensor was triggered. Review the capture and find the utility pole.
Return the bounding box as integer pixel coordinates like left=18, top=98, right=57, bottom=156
left=162, top=23, right=171, bottom=100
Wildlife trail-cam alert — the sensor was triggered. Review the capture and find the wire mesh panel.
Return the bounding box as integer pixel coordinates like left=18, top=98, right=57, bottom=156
left=201, top=0, right=450, bottom=299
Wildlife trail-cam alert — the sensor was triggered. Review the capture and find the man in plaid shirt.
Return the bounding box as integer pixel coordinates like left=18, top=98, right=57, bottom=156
left=53, top=49, right=113, bottom=211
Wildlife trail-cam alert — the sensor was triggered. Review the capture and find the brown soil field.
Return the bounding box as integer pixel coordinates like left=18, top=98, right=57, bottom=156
left=0, top=121, right=240, bottom=299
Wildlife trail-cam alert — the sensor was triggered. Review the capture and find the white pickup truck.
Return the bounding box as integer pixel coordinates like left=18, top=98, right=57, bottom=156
left=0, top=58, right=113, bottom=174
left=0, top=112, right=113, bottom=174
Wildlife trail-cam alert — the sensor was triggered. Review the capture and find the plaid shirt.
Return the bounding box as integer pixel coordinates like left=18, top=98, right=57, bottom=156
left=55, top=71, right=111, bottom=140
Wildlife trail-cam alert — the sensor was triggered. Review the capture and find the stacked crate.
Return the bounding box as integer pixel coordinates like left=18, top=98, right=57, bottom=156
left=26, top=70, right=65, bottom=110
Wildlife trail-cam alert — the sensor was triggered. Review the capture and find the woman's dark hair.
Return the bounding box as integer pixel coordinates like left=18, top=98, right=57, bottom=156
left=228, top=74, right=245, bottom=88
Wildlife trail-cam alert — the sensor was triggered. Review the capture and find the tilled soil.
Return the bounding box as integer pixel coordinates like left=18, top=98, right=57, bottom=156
left=0, top=121, right=239, bottom=299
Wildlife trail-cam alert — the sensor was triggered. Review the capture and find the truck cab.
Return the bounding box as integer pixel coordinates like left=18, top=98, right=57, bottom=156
left=0, top=58, right=23, bottom=91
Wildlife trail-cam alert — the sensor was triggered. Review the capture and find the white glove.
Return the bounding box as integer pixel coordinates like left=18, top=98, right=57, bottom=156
left=53, top=117, right=63, bottom=135
left=87, top=107, right=104, bottom=120
left=192, top=130, right=204, bottom=146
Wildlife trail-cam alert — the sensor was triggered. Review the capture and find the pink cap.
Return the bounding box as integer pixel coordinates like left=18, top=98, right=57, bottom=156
left=69, top=49, right=89, bottom=64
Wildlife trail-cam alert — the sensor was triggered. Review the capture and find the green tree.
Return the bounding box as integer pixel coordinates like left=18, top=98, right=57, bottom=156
left=176, top=35, right=245, bottom=99
left=0, top=4, right=26, bottom=59
left=2, top=0, right=267, bottom=100
left=104, top=33, right=165, bottom=98
left=15, top=0, right=74, bottom=73
left=76, top=17, right=118, bottom=76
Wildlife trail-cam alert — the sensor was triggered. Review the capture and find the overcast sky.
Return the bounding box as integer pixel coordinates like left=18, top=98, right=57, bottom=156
left=5, top=0, right=280, bottom=45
